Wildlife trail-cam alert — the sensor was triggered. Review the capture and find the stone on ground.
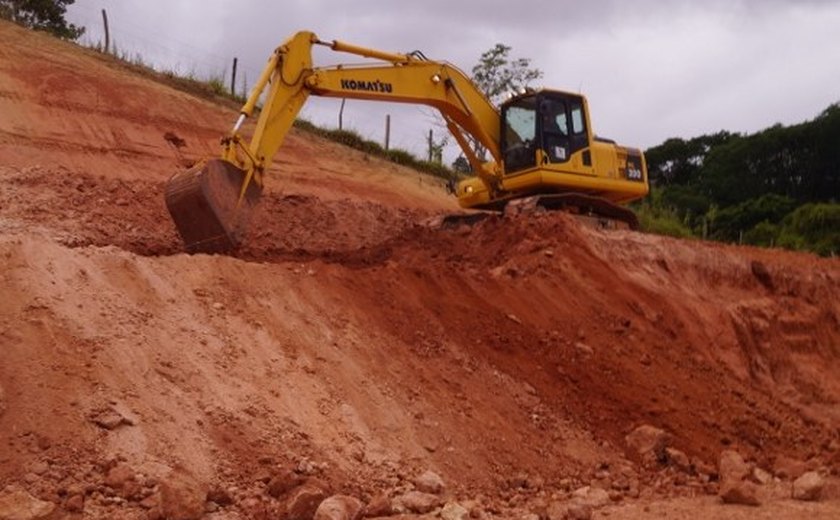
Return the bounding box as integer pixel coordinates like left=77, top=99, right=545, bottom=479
left=363, top=494, right=392, bottom=517
left=571, top=486, right=610, bottom=509
left=393, top=490, right=443, bottom=514
left=159, top=468, right=208, bottom=520
left=546, top=500, right=592, bottom=520
left=792, top=471, right=824, bottom=501
left=718, top=449, right=750, bottom=485
left=286, top=483, right=328, bottom=520
left=313, top=494, right=364, bottom=520
left=413, top=470, right=446, bottom=495
left=625, top=424, right=669, bottom=463
left=720, top=481, right=761, bottom=506
left=440, top=501, right=469, bottom=520
left=0, top=486, right=57, bottom=520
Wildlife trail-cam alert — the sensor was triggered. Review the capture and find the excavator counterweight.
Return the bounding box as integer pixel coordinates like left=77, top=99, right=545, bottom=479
left=164, top=159, right=261, bottom=253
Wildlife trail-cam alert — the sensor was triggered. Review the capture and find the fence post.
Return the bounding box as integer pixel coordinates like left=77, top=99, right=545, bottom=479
left=230, top=57, right=238, bottom=95
left=428, top=129, right=433, bottom=161
left=385, top=114, right=391, bottom=150
left=101, top=9, right=110, bottom=54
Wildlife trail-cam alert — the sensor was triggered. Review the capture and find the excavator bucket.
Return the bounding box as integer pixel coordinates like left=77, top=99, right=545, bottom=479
left=164, top=159, right=262, bottom=254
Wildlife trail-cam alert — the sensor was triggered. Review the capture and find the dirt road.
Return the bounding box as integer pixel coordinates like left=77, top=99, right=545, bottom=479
left=0, top=20, right=838, bottom=520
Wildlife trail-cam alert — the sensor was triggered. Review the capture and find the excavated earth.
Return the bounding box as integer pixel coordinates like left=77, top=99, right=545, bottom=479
left=1, top=20, right=839, bottom=520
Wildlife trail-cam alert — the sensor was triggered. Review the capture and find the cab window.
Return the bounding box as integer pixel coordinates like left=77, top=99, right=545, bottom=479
left=502, top=96, right=537, bottom=172
left=570, top=103, right=585, bottom=134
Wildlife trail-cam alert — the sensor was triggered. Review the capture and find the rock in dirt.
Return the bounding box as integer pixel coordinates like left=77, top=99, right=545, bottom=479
left=774, top=456, right=807, bottom=480
left=206, top=487, right=234, bottom=506
left=440, top=502, right=469, bottom=520
left=104, top=463, right=135, bottom=489
left=286, top=483, right=328, bottom=520
left=720, top=481, right=761, bottom=506
left=393, top=490, right=442, bottom=514
left=313, top=495, right=363, bottom=520
left=546, top=501, right=592, bottom=520
left=89, top=407, right=133, bottom=430
left=570, top=486, right=610, bottom=509
left=750, top=467, right=773, bottom=485
left=159, top=468, right=208, bottom=520
left=625, top=424, right=669, bottom=463
left=363, top=494, right=392, bottom=517
left=413, top=470, right=446, bottom=495
left=665, top=447, right=691, bottom=472
left=792, top=471, right=824, bottom=501
left=64, top=493, right=84, bottom=513
left=718, top=449, right=750, bottom=485
left=0, top=485, right=56, bottom=520
left=574, top=341, right=594, bottom=356
left=266, top=469, right=304, bottom=498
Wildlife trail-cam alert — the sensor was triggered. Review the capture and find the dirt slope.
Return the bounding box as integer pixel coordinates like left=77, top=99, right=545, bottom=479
left=1, top=20, right=839, bottom=520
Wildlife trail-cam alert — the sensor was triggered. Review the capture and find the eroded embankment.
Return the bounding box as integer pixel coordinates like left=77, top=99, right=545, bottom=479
left=2, top=174, right=838, bottom=493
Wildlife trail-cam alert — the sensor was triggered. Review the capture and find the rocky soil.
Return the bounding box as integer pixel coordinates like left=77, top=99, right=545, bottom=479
left=1, top=19, right=839, bottom=520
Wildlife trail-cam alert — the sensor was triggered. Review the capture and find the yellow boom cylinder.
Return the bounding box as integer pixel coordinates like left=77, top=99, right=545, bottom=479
left=329, top=40, right=412, bottom=64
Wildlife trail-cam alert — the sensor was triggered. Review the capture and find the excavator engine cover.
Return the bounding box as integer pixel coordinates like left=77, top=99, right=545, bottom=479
left=164, top=159, right=262, bottom=253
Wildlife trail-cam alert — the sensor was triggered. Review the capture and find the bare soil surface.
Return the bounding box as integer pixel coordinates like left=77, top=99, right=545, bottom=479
left=0, top=20, right=838, bottom=520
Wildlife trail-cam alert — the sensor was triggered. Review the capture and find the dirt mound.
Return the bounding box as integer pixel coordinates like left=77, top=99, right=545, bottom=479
left=1, top=19, right=839, bottom=520
left=0, top=165, right=432, bottom=259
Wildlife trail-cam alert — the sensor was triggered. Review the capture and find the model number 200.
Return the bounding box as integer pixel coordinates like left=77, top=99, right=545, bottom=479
left=626, top=167, right=643, bottom=180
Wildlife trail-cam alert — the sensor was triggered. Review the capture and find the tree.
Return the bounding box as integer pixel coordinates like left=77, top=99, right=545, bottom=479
left=466, top=44, right=542, bottom=160
left=471, top=43, right=543, bottom=106
left=777, top=203, right=840, bottom=256
left=451, top=155, right=471, bottom=174
left=0, top=0, right=84, bottom=39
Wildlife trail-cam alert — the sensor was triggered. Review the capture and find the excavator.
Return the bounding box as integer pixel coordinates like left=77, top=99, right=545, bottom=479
left=165, top=31, right=649, bottom=253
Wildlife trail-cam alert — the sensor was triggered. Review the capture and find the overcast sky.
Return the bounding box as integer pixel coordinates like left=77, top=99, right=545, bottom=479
left=67, top=1, right=840, bottom=162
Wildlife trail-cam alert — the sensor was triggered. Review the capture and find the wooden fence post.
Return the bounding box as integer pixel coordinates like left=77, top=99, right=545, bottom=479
left=230, top=57, right=238, bottom=95
left=428, top=129, right=433, bottom=161
left=101, top=9, right=110, bottom=54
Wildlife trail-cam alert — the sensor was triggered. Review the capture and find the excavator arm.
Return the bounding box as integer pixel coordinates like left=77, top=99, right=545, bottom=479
left=165, top=31, right=505, bottom=253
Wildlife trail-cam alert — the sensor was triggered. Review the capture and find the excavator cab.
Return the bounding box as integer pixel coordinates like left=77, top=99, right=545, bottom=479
left=488, top=89, right=647, bottom=227
left=500, top=90, right=591, bottom=175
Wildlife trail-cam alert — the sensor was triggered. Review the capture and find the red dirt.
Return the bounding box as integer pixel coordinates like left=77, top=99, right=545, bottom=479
left=1, top=20, right=839, bottom=519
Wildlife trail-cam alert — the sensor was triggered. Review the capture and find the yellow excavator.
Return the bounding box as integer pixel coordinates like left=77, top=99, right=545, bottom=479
left=165, top=31, right=649, bottom=253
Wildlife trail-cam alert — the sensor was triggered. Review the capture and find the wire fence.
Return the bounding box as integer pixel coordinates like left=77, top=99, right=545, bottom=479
left=63, top=3, right=448, bottom=162
left=66, top=3, right=261, bottom=96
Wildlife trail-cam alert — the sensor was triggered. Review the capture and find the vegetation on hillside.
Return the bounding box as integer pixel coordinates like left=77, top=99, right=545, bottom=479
left=639, top=105, right=840, bottom=256
left=0, top=0, right=83, bottom=39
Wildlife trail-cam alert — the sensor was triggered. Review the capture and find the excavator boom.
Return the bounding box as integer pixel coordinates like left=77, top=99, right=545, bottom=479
left=165, top=31, right=505, bottom=252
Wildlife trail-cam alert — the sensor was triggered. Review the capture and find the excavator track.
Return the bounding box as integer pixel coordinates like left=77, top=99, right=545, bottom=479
left=164, top=159, right=262, bottom=254
left=509, top=193, right=640, bottom=230
left=440, top=193, right=639, bottom=230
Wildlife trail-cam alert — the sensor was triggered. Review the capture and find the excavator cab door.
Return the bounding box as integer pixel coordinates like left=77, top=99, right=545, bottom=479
left=539, top=97, right=572, bottom=163
left=538, top=93, right=590, bottom=165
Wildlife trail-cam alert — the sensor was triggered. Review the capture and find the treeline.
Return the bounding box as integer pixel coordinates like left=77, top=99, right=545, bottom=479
left=638, top=103, right=840, bottom=256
